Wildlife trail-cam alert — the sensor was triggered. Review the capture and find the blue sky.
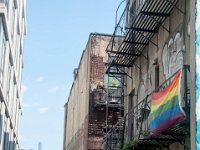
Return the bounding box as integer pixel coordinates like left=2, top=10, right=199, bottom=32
left=20, top=0, right=124, bottom=150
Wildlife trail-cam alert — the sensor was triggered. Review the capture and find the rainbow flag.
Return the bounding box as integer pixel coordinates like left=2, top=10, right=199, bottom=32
left=150, top=70, right=185, bottom=135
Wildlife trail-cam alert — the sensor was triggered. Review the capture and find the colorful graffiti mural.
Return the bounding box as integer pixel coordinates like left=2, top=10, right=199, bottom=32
left=196, top=0, right=200, bottom=149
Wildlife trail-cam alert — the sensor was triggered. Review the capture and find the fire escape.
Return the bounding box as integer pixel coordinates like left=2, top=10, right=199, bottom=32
left=104, top=67, right=190, bottom=150
left=88, top=33, right=125, bottom=149
left=103, top=0, right=188, bottom=149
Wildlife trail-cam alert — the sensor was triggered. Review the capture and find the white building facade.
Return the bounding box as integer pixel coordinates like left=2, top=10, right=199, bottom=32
left=0, top=0, right=26, bottom=149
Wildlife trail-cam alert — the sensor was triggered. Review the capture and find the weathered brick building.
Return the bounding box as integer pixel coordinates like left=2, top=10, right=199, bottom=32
left=63, top=33, right=124, bottom=150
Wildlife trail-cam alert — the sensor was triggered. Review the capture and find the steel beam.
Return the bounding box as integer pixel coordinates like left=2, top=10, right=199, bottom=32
left=141, top=11, right=170, bottom=17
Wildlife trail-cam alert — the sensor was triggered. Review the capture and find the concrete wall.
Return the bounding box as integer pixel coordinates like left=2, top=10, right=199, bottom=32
left=190, top=0, right=196, bottom=149
left=64, top=34, right=111, bottom=150
left=124, top=0, right=190, bottom=149
left=64, top=46, right=90, bottom=150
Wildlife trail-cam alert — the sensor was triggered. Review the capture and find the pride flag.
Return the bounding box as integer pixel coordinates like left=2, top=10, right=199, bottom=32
left=150, top=70, right=185, bottom=135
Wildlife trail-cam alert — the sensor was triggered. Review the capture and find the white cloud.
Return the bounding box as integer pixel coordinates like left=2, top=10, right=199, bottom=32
left=33, top=102, right=41, bottom=107
left=61, top=87, right=67, bottom=91
left=48, top=86, right=59, bottom=93
left=64, top=84, right=72, bottom=95
left=60, top=107, right=64, bottom=111
left=19, top=135, right=26, bottom=142
left=36, top=76, right=45, bottom=82
left=21, top=84, right=28, bottom=98
left=21, top=102, right=30, bottom=108
left=39, top=107, right=49, bottom=113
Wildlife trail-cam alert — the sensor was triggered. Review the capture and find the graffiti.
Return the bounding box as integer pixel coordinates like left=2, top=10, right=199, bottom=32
left=196, top=0, right=200, bottom=149
left=162, top=32, right=185, bottom=80
left=138, top=78, right=146, bottom=101
left=138, top=70, right=153, bottom=101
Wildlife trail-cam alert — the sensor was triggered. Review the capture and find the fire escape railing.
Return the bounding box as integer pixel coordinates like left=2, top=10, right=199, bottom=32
left=92, top=84, right=124, bottom=108
left=103, top=65, right=190, bottom=150
left=103, top=0, right=184, bottom=149
left=106, top=0, right=181, bottom=69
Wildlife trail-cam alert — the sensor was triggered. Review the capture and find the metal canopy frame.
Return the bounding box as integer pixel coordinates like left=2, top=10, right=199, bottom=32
left=106, top=0, right=181, bottom=68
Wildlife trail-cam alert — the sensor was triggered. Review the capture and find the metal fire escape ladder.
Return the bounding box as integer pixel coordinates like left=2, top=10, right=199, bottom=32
left=104, top=5, right=128, bottom=148
left=103, top=0, right=186, bottom=149
left=109, top=0, right=181, bottom=67
left=103, top=66, right=190, bottom=150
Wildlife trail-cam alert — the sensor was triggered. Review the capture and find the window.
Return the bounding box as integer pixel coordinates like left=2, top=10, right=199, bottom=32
left=10, top=83, right=16, bottom=119
left=5, top=0, right=9, bottom=19
left=0, top=114, right=3, bottom=143
left=18, top=52, right=23, bottom=83
left=11, top=4, right=16, bottom=43
left=14, top=102, right=19, bottom=128
left=129, top=90, right=135, bottom=111
left=3, top=0, right=8, bottom=6
left=3, top=132, right=9, bottom=150
left=128, top=90, right=135, bottom=139
left=6, top=60, right=13, bottom=104
left=155, top=65, right=159, bottom=91
left=0, top=18, right=6, bottom=84
left=130, top=123, right=133, bottom=139
left=0, top=39, right=6, bottom=84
